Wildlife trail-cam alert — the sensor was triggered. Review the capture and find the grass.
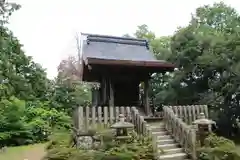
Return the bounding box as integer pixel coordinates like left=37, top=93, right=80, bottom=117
left=0, top=143, right=46, bottom=160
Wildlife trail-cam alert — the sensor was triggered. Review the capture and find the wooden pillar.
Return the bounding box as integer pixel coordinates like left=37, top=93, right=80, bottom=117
left=109, top=79, right=114, bottom=106
left=96, top=89, right=100, bottom=105
left=101, top=77, right=107, bottom=105
left=92, top=88, right=99, bottom=106
left=144, top=79, right=150, bottom=116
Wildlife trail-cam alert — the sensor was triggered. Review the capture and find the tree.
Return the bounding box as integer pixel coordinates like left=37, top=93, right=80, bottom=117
left=132, top=2, right=240, bottom=137
left=133, top=25, right=174, bottom=108
left=162, top=2, right=240, bottom=137
left=0, top=0, right=20, bottom=25
left=0, top=1, right=72, bottom=146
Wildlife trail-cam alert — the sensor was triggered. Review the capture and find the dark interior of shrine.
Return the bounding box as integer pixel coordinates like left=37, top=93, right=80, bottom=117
left=83, top=63, right=169, bottom=107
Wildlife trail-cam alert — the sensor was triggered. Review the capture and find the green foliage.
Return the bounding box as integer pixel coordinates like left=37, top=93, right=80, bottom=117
left=0, top=97, right=71, bottom=146
left=50, top=80, right=91, bottom=114
left=0, top=1, right=20, bottom=25
left=103, top=132, right=154, bottom=160
left=133, top=2, right=240, bottom=138
left=198, top=134, right=240, bottom=160
left=44, top=130, right=154, bottom=160
left=204, top=133, right=236, bottom=149
left=0, top=0, right=88, bottom=147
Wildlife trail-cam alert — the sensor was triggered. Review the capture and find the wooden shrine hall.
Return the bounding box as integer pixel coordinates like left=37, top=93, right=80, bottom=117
left=80, top=33, right=175, bottom=115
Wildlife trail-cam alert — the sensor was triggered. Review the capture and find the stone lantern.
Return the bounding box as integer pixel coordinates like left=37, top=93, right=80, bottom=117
left=193, top=112, right=216, bottom=147
left=111, top=114, right=134, bottom=140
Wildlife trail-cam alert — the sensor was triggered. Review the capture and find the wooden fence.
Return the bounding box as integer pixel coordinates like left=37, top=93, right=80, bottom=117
left=75, top=106, right=133, bottom=130
left=169, top=105, right=208, bottom=125
left=74, top=105, right=152, bottom=135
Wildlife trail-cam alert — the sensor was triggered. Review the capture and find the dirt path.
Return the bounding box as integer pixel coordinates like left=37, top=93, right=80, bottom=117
left=0, top=143, right=46, bottom=160
left=22, top=144, right=46, bottom=160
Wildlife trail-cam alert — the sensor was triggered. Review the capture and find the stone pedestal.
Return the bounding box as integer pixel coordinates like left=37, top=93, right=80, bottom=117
left=111, top=114, right=134, bottom=141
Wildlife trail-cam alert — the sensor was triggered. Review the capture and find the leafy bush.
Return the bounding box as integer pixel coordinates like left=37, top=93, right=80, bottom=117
left=198, top=133, right=240, bottom=160
left=44, top=129, right=154, bottom=160
left=0, top=97, right=71, bottom=146
left=103, top=132, right=154, bottom=160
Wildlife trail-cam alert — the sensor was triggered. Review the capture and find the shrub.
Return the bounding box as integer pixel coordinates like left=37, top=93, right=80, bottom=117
left=198, top=133, right=240, bottom=160
left=0, top=97, right=71, bottom=146
left=44, top=129, right=154, bottom=160
left=104, top=132, right=154, bottom=160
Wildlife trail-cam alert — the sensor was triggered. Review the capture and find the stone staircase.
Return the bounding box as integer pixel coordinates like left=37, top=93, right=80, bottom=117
left=148, top=122, right=190, bottom=160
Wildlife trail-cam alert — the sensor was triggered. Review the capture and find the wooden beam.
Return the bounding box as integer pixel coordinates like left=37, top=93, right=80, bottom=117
left=100, top=77, right=107, bottom=105
left=109, top=79, right=114, bottom=107
left=144, top=79, right=151, bottom=116
left=87, top=57, right=175, bottom=68
left=91, top=88, right=99, bottom=106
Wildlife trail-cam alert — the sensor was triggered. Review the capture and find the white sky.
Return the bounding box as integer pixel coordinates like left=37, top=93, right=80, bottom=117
left=7, top=0, right=240, bottom=79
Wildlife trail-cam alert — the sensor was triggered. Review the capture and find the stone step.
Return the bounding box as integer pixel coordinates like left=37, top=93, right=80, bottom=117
left=158, top=153, right=187, bottom=160
left=158, top=148, right=183, bottom=154
left=144, top=117, right=163, bottom=122
left=157, top=135, right=172, bottom=140
left=149, top=125, right=165, bottom=131
left=157, top=139, right=175, bottom=145
left=157, top=143, right=179, bottom=150
left=152, top=131, right=168, bottom=136
left=147, top=122, right=188, bottom=160
left=148, top=122, right=165, bottom=126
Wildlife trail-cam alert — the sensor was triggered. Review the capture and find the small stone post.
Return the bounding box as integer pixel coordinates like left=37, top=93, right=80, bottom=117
left=193, top=112, right=215, bottom=147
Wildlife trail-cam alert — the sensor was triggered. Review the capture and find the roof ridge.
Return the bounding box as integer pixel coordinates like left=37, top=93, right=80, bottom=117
left=82, top=32, right=147, bottom=42
left=85, top=34, right=149, bottom=48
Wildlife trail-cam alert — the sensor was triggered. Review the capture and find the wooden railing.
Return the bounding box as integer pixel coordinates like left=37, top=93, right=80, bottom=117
left=163, top=106, right=197, bottom=160
left=131, top=106, right=159, bottom=156
left=75, top=106, right=133, bottom=130
left=131, top=107, right=148, bottom=135
left=169, top=105, right=208, bottom=125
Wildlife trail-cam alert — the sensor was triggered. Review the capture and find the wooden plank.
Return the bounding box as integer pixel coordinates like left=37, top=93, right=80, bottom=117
left=196, top=105, right=200, bottom=118
left=139, top=116, right=144, bottom=134
left=120, top=106, right=125, bottom=115
left=183, top=106, right=188, bottom=123
left=136, top=114, right=139, bottom=133
left=173, top=106, right=178, bottom=117
left=98, top=106, right=102, bottom=125
left=79, top=106, right=84, bottom=130
left=187, top=105, right=192, bottom=125
left=126, top=106, right=131, bottom=122
left=142, top=120, right=147, bottom=135
left=115, top=106, right=120, bottom=122
left=91, top=106, right=96, bottom=129
left=179, top=106, right=183, bottom=120
left=85, top=106, right=90, bottom=130
left=131, top=107, right=136, bottom=124
left=192, top=105, right=196, bottom=122
left=204, top=105, right=208, bottom=118
left=109, top=106, right=114, bottom=124
left=135, top=110, right=139, bottom=133
left=199, top=105, right=204, bottom=114
left=104, top=106, right=108, bottom=127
